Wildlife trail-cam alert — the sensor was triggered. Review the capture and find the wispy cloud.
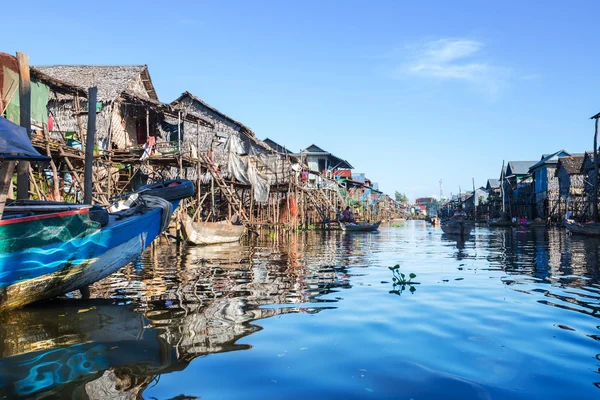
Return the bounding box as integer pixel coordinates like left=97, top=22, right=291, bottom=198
left=387, top=38, right=512, bottom=100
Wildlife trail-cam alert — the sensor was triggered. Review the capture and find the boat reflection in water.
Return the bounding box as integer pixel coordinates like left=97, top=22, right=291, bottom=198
left=0, top=237, right=349, bottom=399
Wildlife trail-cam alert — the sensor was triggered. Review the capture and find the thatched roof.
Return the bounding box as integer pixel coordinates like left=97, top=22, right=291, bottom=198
left=30, top=67, right=87, bottom=97
left=556, top=155, right=585, bottom=175
left=33, top=65, right=158, bottom=102
left=171, top=91, right=253, bottom=135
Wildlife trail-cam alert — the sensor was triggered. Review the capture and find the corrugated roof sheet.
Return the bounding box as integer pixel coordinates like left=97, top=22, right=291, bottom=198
left=506, top=161, right=537, bottom=176
left=487, top=178, right=500, bottom=189
left=529, top=150, right=570, bottom=172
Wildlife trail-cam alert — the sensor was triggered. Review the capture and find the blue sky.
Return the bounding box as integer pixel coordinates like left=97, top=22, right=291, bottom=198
left=3, top=0, right=600, bottom=200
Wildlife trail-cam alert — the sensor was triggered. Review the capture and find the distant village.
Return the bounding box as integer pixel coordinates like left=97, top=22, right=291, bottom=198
left=0, top=52, right=404, bottom=228
left=410, top=149, right=594, bottom=222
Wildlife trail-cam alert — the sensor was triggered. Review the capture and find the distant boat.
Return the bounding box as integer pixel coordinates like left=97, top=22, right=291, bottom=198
left=340, top=221, right=381, bottom=232
left=183, top=215, right=245, bottom=245
left=441, top=219, right=474, bottom=236
left=565, top=220, right=600, bottom=236
left=430, top=216, right=441, bottom=226
left=487, top=219, right=516, bottom=227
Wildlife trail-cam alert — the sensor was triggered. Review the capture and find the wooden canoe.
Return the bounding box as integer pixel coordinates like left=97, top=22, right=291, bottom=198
left=565, top=220, right=600, bottom=236
left=340, top=221, right=381, bottom=232
left=441, top=220, right=474, bottom=236
left=183, top=215, right=245, bottom=245
left=487, top=219, right=516, bottom=227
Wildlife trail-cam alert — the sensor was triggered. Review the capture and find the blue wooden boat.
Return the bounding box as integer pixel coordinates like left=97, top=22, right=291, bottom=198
left=0, top=116, right=194, bottom=311
left=0, top=190, right=191, bottom=311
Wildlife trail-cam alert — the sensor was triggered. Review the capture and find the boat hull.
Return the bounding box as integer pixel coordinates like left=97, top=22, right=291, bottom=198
left=441, top=221, right=474, bottom=236
left=565, top=221, right=600, bottom=236
left=487, top=220, right=516, bottom=227
left=0, top=201, right=179, bottom=312
left=183, top=216, right=245, bottom=245
left=340, top=221, right=381, bottom=232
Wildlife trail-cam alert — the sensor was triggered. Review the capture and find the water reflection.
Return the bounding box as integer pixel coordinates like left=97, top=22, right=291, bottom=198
left=0, top=235, right=352, bottom=399
left=1, top=225, right=599, bottom=398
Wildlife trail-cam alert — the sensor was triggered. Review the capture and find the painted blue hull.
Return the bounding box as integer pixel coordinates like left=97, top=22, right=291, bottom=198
left=0, top=200, right=179, bottom=311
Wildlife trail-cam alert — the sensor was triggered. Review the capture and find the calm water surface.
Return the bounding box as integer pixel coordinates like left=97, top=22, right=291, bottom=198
left=1, top=221, right=599, bottom=399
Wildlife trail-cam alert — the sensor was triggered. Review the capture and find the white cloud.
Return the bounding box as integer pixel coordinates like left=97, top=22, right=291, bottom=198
left=390, top=38, right=511, bottom=100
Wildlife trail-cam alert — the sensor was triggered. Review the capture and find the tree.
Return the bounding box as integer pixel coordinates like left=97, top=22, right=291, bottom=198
left=395, top=191, right=408, bottom=203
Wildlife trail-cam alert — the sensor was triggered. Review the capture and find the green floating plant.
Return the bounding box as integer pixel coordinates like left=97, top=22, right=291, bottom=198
left=388, top=264, right=418, bottom=296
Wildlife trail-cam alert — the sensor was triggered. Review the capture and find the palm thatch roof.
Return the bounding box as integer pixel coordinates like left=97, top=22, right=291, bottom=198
left=172, top=91, right=253, bottom=135
left=33, top=65, right=157, bottom=102
left=556, top=155, right=585, bottom=176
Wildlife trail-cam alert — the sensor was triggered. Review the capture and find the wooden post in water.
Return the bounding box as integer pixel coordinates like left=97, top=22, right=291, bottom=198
left=196, top=121, right=201, bottom=222
left=472, top=177, right=476, bottom=220
left=84, top=87, right=97, bottom=204
left=16, top=52, right=31, bottom=200
left=593, top=117, right=599, bottom=222
left=500, top=160, right=506, bottom=216
left=0, top=161, right=16, bottom=219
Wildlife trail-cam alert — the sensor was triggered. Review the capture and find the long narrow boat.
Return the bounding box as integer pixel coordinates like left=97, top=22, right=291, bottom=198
left=0, top=116, right=195, bottom=311
left=487, top=219, right=516, bottom=227
left=565, top=220, right=600, bottom=236
left=0, top=190, right=191, bottom=311
left=340, top=221, right=381, bottom=232
left=182, top=215, right=245, bottom=245
left=441, top=220, right=474, bottom=236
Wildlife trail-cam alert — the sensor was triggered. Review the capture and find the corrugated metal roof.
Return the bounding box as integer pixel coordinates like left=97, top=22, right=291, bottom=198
left=487, top=178, right=500, bottom=189
left=529, top=150, right=571, bottom=172
left=506, top=161, right=537, bottom=176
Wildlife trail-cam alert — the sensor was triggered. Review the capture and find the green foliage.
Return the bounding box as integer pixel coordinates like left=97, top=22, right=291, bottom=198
left=388, top=264, right=417, bottom=296
left=395, top=191, right=408, bottom=203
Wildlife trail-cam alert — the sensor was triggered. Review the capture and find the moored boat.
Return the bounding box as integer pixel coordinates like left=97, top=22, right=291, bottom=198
left=0, top=189, right=191, bottom=311
left=340, top=221, right=381, bottom=232
left=441, top=220, right=474, bottom=236
left=487, top=219, right=516, bottom=227
left=0, top=115, right=197, bottom=311
left=183, top=215, right=245, bottom=245
left=565, top=220, right=600, bottom=236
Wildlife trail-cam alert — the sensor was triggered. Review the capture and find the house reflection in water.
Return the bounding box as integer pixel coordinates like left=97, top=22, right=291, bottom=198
left=0, top=235, right=351, bottom=399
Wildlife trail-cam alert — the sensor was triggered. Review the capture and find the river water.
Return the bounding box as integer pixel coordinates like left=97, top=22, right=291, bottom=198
left=0, top=221, right=599, bottom=399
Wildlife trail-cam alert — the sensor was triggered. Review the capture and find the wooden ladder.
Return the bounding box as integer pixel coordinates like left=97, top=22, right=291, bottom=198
left=303, top=188, right=329, bottom=221
left=200, top=153, right=249, bottom=222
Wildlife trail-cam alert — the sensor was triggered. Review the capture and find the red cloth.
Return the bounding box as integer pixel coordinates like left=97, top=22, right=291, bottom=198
left=48, top=116, right=54, bottom=131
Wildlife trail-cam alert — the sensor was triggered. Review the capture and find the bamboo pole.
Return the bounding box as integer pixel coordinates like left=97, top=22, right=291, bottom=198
left=43, top=125, right=60, bottom=201
left=107, top=104, right=114, bottom=199
left=593, top=117, right=599, bottom=221
left=196, top=121, right=201, bottom=222
left=0, top=161, right=16, bottom=218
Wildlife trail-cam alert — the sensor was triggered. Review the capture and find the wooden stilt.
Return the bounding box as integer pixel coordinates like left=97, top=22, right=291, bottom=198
left=0, top=161, right=16, bottom=218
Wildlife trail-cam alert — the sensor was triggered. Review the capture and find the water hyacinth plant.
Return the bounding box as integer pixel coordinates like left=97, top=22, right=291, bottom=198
left=388, top=264, right=417, bottom=295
